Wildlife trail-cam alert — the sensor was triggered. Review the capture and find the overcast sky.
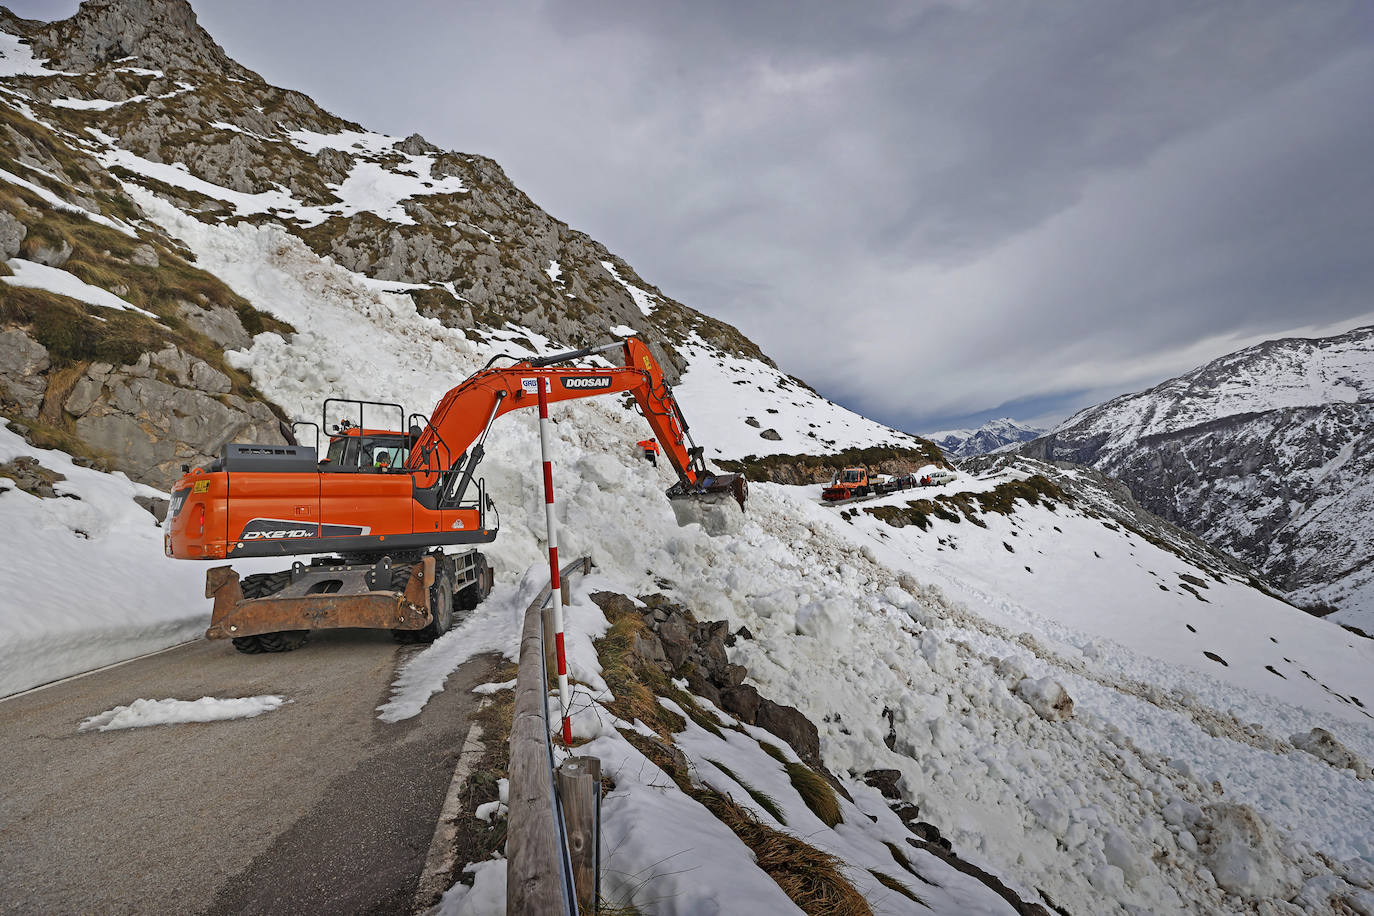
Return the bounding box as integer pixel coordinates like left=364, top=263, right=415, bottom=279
left=17, top=1, right=1374, bottom=432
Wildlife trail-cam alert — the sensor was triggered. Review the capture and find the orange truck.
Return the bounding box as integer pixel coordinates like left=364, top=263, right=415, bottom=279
left=165, top=338, right=746, bottom=653
left=822, top=466, right=872, bottom=501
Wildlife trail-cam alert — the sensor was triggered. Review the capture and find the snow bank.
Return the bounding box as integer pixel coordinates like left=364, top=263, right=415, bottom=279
left=0, top=422, right=215, bottom=697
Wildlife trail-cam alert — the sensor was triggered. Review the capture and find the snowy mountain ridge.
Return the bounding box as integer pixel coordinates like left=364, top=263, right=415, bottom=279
left=1023, top=325, right=1374, bottom=629
left=925, top=417, right=1045, bottom=460
left=1, top=3, right=1373, bottom=914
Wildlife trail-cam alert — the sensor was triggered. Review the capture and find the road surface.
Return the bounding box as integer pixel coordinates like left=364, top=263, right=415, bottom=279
left=0, top=630, right=501, bottom=915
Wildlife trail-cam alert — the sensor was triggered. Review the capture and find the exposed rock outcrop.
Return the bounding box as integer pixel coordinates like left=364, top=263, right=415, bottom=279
left=64, top=346, right=284, bottom=488
left=592, top=590, right=823, bottom=769
left=26, top=0, right=261, bottom=80
left=0, top=328, right=49, bottom=418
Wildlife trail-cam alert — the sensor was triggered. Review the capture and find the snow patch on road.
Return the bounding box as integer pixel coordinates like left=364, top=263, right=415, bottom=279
left=78, top=695, right=285, bottom=731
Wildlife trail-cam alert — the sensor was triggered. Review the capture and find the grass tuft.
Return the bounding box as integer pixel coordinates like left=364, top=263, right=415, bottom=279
left=697, top=788, right=871, bottom=916
left=758, top=740, right=790, bottom=764
left=785, top=762, right=842, bottom=827
left=706, top=758, right=787, bottom=824
left=869, top=869, right=924, bottom=904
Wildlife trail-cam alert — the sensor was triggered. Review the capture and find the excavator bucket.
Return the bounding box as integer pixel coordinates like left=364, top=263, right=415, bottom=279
left=667, top=473, right=747, bottom=536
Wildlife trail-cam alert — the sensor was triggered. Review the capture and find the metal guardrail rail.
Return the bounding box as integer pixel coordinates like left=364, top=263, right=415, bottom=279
left=507, top=556, right=597, bottom=915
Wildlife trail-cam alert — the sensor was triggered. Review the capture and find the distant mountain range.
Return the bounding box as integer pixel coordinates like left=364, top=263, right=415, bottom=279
left=1021, top=324, right=1374, bottom=629
left=925, top=417, right=1045, bottom=459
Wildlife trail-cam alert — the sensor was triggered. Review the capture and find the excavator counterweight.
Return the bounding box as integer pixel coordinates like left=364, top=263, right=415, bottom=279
left=165, top=337, right=745, bottom=652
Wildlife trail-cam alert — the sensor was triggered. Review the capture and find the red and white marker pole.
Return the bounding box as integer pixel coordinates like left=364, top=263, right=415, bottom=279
left=538, top=377, right=574, bottom=746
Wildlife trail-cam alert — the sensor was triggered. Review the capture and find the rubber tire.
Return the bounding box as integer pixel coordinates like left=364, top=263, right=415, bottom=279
left=393, top=563, right=453, bottom=644
left=232, top=571, right=310, bottom=654
left=418, top=568, right=455, bottom=641
left=454, top=554, right=491, bottom=612
left=232, top=630, right=309, bottom=654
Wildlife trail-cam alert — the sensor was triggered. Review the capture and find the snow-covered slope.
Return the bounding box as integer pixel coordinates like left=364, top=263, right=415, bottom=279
left=144, top=202, right=1374, bottom=914
left=3, top=5, right=1373, bottom=914
left=1024, top=326, right=1374, bottom=630
left=925, top=418, right=1045, bottom=460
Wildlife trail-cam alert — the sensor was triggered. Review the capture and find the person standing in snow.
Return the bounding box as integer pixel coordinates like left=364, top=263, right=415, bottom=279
left=638, top=438, right=660, bottom=466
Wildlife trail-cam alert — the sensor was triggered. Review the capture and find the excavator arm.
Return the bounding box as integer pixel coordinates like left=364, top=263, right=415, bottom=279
left=408, top=337, right=744, bottom=508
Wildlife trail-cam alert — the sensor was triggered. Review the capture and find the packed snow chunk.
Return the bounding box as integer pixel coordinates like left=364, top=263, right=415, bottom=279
left=1291, top=727, right=1372, bottom=779
left=1016, top=676, right=1074, bottom=721
left=79, top=695, right=285, bottom=732
left=795, top=598, right=852, bottom=649
left=669, top=492, right=743, bottom=536
left=1089, top=863, right=1125, bottom=896
left=436, top=858, right=506, bottom=916
left=1199, top=803, right=1298, bottom=899
left=576, top=452, right=625, bottom=489
left=1030, top=797, right=1069, bottom=837
left=1103, top=829, right=1148, bottom=884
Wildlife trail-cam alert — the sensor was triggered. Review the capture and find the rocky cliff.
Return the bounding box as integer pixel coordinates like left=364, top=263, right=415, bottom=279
left=0, top=0, right=835, bottom=490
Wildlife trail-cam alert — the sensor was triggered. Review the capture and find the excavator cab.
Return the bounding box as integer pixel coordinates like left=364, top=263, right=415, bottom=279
left=320, top=428, right=411, bottom=472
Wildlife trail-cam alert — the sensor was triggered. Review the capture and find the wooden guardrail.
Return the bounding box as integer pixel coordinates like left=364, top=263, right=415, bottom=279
left=507, top=556, right=597, bottom=915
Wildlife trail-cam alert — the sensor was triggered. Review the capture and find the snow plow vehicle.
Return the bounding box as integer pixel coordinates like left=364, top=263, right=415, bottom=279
left=821, top=467, right=919, bottom=502
left=823, top=466, right=873, bottom=501
left=164, top=337, right=746, bottom=653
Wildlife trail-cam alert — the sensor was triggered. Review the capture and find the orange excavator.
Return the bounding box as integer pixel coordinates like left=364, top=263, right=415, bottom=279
left=164, top=337, right=746, bottom=653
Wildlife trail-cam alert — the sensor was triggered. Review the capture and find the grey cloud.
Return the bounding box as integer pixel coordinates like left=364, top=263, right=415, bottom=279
left=11, top=0, right=1370, bottom=433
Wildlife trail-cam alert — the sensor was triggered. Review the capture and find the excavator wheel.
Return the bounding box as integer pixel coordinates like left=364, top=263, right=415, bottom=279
left=455, top=554, right=491, bottom=612
left=393, top=560, right=454, bottom=644
left=231, top=571, right=310, bottom=654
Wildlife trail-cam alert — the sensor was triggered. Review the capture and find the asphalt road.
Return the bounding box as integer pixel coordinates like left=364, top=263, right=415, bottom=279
left=0, top=630, right=501, bottom=916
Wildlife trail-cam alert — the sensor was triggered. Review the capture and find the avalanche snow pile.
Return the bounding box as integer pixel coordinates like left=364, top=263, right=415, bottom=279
left=129, top=196, right=1374, bottom=914
left=1023, top=325, right=1374, bottom=630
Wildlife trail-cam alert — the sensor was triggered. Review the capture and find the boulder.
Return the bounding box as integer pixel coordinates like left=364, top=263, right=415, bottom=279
left=0, top=456, right=66, bottom=497
left=0, top=209, right=25, bottom=258
left=0, top=328, right=50, bottom=418
left=863, top=769, right=903, bottom=799
left=1291, top=727, right=1371, bottom=779
left=175, top=301, right=252, bottom=350
left=134, top=494, right=169, bottom=522
left=130, top=244, right=160, bottom=268
left=25, top=238, right=72, bottom=267
left=755, top=699, right=820, bottom=765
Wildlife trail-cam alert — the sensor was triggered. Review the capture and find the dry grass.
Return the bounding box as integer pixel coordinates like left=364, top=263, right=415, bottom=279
left=619, top=728, right=692, bottom=793
left=785, top=762, right=842, bottom=827
left=596, top=611, right=686, bottom=737
left=706, top=758, right=787, bottom=825
left=758, top=740, right=790, bottom=764
left=697, top=789, right=871, bottom=916
left=869, top=869, right=924, bottom=904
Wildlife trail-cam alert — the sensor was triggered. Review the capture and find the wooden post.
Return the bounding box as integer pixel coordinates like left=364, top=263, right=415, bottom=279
left=557, top=756, right=602, bottom=912
left=560, top=576, right=572, bottom=607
